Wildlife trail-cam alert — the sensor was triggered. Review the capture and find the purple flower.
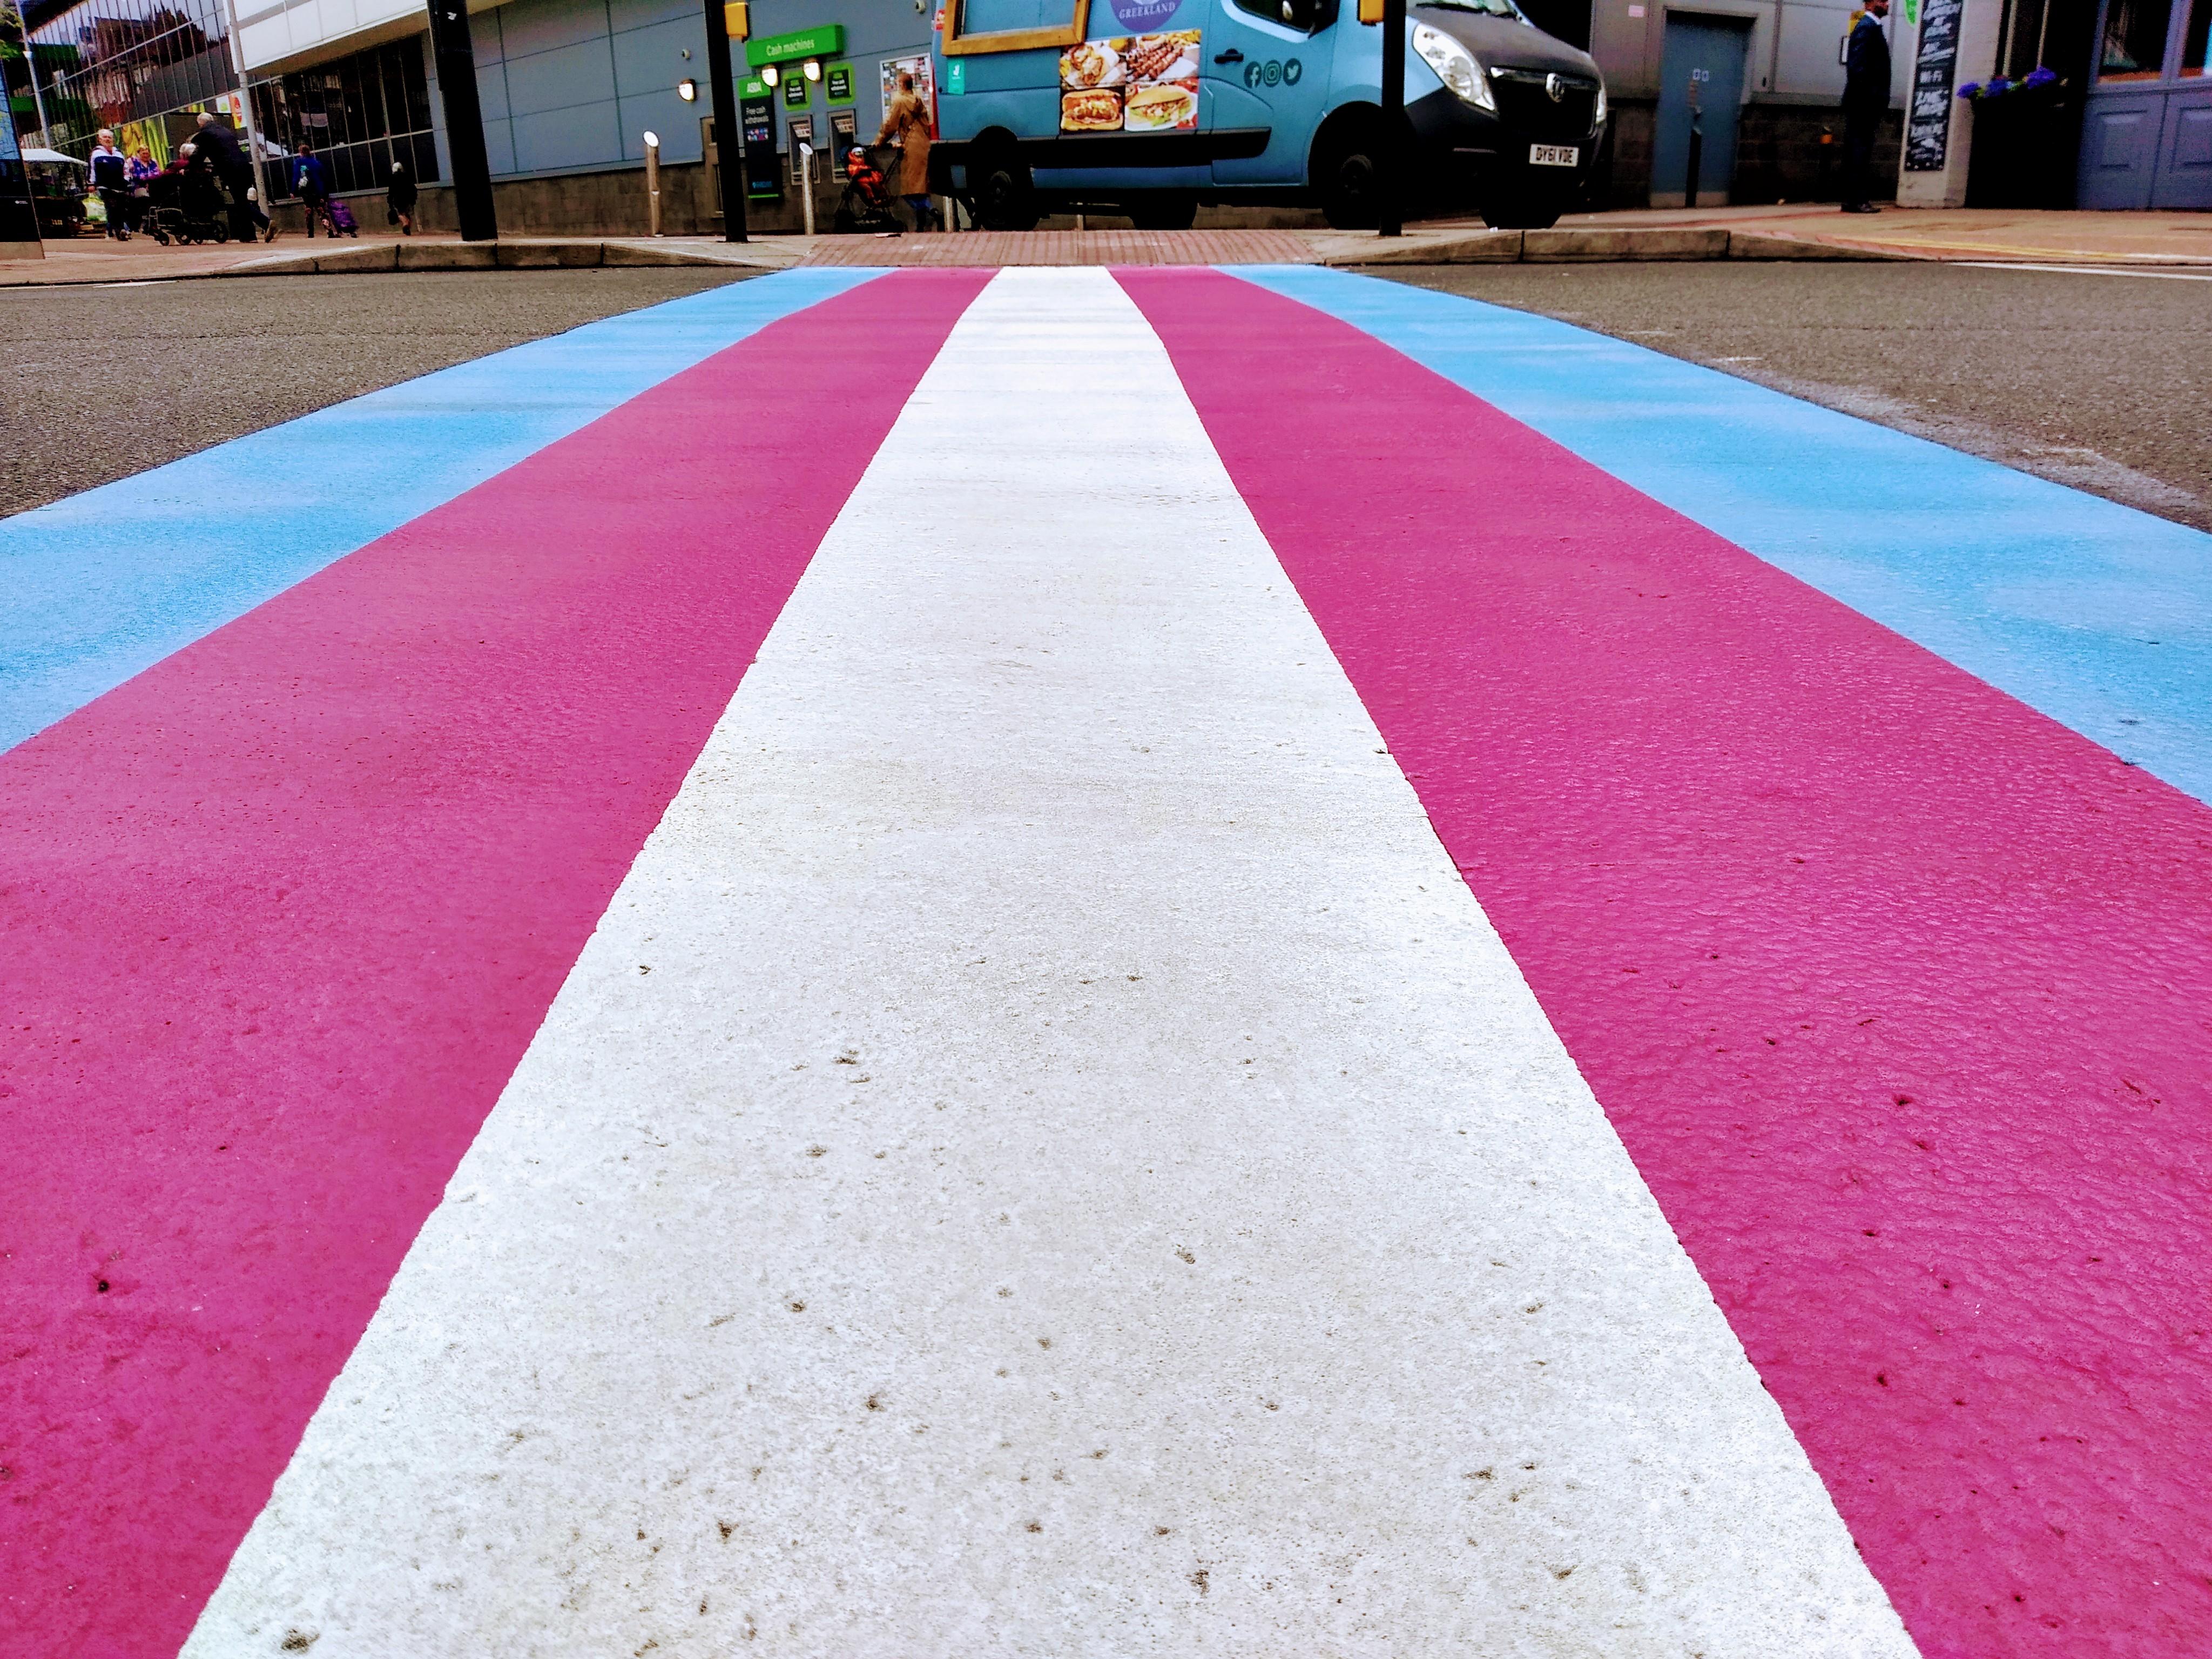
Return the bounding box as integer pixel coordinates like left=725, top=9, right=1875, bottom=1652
left=2023, top=65, right=2059, bottom=88
left=1955, top=80, right=1981, bottom=98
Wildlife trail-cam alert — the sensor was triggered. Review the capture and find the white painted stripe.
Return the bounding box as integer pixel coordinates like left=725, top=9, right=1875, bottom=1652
left=1954, top=261, right=2212, bottom=281
left=186, top=268, right=1917, bottom=1657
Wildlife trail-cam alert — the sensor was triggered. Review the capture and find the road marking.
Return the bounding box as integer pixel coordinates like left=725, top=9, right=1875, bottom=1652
left=1127, top=264, right=2212, bottom=1659
left=1955, top=260, right=2212, bottom=280
left=185, top=267, right=1913, bottom=1657
left=1243, top=265, right=2212, bottom=807
left=0, top=267, right=881, bottom=756
left=1, top=270, right=989, bottom=1659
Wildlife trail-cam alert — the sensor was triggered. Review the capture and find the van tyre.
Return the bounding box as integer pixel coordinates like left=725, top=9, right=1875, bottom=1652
left=1313, top=117, right=1388, bottom=230
left=970, top=139, right=1041, bottom=232
left=1129, top=195, right=1197, bottom=230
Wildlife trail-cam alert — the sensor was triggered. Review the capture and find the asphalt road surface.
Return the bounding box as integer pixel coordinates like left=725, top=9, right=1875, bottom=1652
left=1, top=268, right=755, bottom=518
left=1379, top=261, right=2212, bottom=531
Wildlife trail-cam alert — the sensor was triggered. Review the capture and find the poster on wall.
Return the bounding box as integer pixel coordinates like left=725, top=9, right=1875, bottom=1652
left=1904, top=0, right=1959, bottom=171
left=880, top=53, right=939, bottom=137
left=1058, top=30, right=1200, bottom=132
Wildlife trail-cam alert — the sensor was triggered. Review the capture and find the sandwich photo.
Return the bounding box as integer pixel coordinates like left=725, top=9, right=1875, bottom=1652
left=1059, top=39, right=1124, bottom=88
left=1122, top=78, right=1198, bottom=131
left=1061, top=87, right=1125, bottom=131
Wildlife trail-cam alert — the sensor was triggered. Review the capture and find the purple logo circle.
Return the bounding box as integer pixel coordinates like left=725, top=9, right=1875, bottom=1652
left=1108, top=0, right=1184, bottom=28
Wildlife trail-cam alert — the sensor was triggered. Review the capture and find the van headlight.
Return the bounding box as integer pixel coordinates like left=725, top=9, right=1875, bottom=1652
left=1412, top=23, right=1496, bottom=113
left=1593, top=83, right=1608, bottom=129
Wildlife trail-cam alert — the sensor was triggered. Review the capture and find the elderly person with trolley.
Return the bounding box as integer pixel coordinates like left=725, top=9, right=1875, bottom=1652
left=875, top=71, right=936, bottom=233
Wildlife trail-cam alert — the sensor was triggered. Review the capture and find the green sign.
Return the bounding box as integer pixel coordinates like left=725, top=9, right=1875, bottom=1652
left=745, top=23, right=844, bottom=67
left=740, top=73, right=771, bottom=98
left=782, top=72, right=811, bottom=107
left=825, top=62, right=855, bottom=104
left=946, top=58, right=965, bottom=95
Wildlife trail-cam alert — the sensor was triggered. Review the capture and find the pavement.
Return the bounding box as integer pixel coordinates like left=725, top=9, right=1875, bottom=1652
left=1569, top=201, right=2212, bottom=265
left=6, top=266, right=2211, bottom=1659
left=5, top=204, right=2208, bottom=287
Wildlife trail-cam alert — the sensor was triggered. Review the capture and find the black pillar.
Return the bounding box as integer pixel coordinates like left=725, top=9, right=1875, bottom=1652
left=426, top=0, right=498, bottom=241
left=1, top=125, right=41, bottom=253
left=703, top=0, right=748, bottom=241
left=1378, top=0, right=1405, bottom=236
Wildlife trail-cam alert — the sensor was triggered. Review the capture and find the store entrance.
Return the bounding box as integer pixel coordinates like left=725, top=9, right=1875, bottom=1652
left=2079, top=0, right=2212, bottom=207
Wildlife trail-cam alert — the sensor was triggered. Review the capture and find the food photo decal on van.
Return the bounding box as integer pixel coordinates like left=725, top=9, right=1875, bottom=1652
left=1059, top=29, right=1202, bottom=131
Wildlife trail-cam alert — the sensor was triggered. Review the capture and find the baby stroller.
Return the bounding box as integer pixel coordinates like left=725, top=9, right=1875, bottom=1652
left=324, top=197, right=360, bottom=237
left=144, top=166, right=231, bottom=246
left=833, top=147, right=902, bottom=234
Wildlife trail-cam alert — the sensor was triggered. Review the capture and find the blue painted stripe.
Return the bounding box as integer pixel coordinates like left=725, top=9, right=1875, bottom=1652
left=0, top=267, right=885, bottom=756
left=1237, top=265, right=2212, bottom=807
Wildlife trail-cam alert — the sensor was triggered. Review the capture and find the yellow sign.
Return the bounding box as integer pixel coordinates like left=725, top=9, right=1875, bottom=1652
left=724, top=2, right=749, bottom=39
left=1357, top=0, right=1385, bottom=22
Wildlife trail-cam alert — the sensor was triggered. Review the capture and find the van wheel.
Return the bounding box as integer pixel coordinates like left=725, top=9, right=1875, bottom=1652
left=970, top=140, right=1040, bottom=232
left=1129, top=195, right=1197, bottom=230
left=1314, top=118, right=1387, bottom=230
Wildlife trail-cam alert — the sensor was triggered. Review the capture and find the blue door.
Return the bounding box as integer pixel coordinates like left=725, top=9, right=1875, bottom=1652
left=2080, top=0, right=2212, bottom=207
left=1204, top=0, right=1338, bottom=184
left=1650, top=13, right=1752, bottom=206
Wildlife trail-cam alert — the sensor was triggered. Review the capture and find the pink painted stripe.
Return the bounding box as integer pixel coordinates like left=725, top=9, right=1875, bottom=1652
left=0, top=268, right=991, bottom=1659
left=1121, top=267, right=2212, bottom=1659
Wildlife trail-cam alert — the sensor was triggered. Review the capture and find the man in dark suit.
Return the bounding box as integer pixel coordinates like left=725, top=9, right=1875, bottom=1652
left=1841, top=0, right=1893, bottom=212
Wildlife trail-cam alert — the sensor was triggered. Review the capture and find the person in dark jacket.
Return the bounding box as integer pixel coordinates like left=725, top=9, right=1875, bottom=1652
left=386, top=157, right=419, bottom=235
left=291, top=143, right=333, bottom=235
left=1840, top=0, right=1892, bottom=213
left=191, top=111, right=272, bottom=242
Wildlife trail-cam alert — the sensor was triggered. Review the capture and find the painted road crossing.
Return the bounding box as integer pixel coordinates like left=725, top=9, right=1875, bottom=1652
left=4, top=266, right=2209, bottom=1659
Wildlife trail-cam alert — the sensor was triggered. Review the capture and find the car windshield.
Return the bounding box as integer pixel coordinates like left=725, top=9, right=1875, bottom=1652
left=1419, top=0, right=1527, bottom=17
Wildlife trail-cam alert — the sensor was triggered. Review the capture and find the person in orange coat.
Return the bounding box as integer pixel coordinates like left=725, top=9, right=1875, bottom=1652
left=875, top=72, right=936, bottom=231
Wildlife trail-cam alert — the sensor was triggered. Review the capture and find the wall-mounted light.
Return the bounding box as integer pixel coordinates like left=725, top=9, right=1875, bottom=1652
left=678, top=78, right=697, bottom=100
left=761, top=62, right=781, bottom=85
left=802, top=57, right=822, bottom=81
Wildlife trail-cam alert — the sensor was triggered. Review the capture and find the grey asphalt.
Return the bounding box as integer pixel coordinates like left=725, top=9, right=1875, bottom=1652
left=1, top=268, right=756, bottom=520
left=1377, top=261, right=2212, bottom=532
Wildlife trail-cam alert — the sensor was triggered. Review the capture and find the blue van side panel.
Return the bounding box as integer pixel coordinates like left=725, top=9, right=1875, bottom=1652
left=965, top=0, right=1053, bottom=28
left=941, top=87, right=1063, bottom=141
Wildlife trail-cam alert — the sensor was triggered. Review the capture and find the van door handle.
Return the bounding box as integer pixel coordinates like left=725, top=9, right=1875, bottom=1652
left=1214, top=48, right=1244, bottom=62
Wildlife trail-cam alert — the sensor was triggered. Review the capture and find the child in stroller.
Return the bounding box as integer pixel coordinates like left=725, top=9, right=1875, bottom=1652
left=144, top=151, right=233, bottom=246
left=832, top=147, right=902, bottom=234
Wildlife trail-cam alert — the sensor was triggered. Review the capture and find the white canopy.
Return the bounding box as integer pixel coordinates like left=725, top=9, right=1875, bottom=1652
left=21, top=148, right=85, bottom=165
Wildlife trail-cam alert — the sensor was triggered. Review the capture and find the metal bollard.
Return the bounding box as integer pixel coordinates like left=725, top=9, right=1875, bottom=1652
left=1683, top=75, right=1703, bottom=210
left=799, top=141, right=816, bottom=236
left=643, top=131, right=663, bottom=236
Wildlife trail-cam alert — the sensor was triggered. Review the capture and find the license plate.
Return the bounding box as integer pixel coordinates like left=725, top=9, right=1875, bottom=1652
left=1529, top=144, right=1579, bottom=168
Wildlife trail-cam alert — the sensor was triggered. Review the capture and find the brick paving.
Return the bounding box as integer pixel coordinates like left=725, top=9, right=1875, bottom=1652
left=799, top=227, right=1320, bottom=266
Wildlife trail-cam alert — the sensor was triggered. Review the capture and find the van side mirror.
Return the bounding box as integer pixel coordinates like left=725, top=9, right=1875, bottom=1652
left=1282, top=0, right=1337, bottom=27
